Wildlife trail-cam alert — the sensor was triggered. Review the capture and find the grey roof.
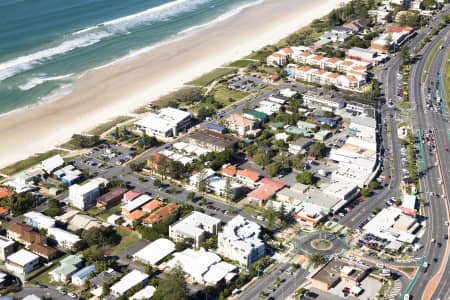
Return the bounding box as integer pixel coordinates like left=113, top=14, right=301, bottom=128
left=352, top=116, right=376, bottom=128
left=90, top=269, right=121, bottom=288
left=292, top=137, right=314, bottom=147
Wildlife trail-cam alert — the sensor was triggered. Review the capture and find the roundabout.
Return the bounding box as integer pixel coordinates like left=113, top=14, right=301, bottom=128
left=293, top=231, right=351, bottom=257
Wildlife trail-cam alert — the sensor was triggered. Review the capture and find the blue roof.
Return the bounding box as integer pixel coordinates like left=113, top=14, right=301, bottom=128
left=72, top=265, right=95, bottom=281
left=206, top=123, right=226, bottom=132
left=315, top=117, right=337, bottom=126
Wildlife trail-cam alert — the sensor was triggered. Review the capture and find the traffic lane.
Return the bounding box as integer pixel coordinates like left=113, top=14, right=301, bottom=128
left=14, top=287, right=73, bottom=299
left=238, top=263, right=289, bottom=300
left=270, top=268, right=308, bottom=300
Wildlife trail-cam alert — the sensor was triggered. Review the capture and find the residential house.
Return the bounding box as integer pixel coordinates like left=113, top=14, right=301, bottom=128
left=267, top=52, right=287, bottom=66
left=110, top=270, right=149, bottom=297
left=71, top=265, right=95, bottom=286
left=39, top=155, right=65, bottom=174
left=23, top=211, right=55, bottom=230
left=7, top=223, right=46, bottom=248
left=0, top=237, right=14, bottom=261
left=132, top=238, right=175, bottom=266
left=6, top=249, right=40, bottom=275
left=123, top=191, right=142, bottom=203
left=122, top=195, right=151, bottom=216
left=224, top=114, right=259, bottom=137
left=169, top=211, right=221, bottom=247
left=243, top=109, right=268, bottom=123
left=289, top=137, right=314, bottom=155
left=142, top=200, right=164, bottom=213
left=49, top=255, right=83, bottom=282
left=207, top=177, right=246, bottom=200
left=48, top=227, right=80, bottom=250
left=189, top=130, right=239, bottom=152
left=235, top=169, right=261, bottom=188
left=247, top=177, right=286, bottom=207
left=144, top=203, right=179, bottom=226
left=96, top=187, right=127, bottom=210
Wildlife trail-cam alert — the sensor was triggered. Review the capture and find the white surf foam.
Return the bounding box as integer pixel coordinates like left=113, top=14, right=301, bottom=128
left=0, top=31, right=111, bottom=81
left=18, top=73, right=74, bottom=91
left=179, top=0, right=265, bottom=36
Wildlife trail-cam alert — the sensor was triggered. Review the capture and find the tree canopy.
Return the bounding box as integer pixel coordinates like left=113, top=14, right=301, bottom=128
left=153, top=266, right=189, bottom=300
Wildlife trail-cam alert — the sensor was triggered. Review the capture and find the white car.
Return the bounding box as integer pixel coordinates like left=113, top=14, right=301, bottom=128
left=68, top=293, right=76, bottom=298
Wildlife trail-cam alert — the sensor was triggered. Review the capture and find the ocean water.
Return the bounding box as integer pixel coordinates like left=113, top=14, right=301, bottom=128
left=0, top=0, right=264, bottom=115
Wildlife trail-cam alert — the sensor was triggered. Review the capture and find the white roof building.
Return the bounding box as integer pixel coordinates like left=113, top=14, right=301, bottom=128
left=110, top=270, right=149, bottom=296
left=40, top=155, right=64, bottom=174
left=349, top=116, right=377, bottom=141
left=218, top=216, right=265, bottom=268
left=189, top=169, right=215, bottom=189
left=323, top=181, right=358, bottom=201
left=24, top=211, right=56, bottom=230
left=170, top=211, right=221, bottom=247
left=48, top=227, right=80, bottom=249
left=207, top=176, right=244, bottom=200
left=23, top=295, right=41, bottom=300
left=133, top=238, right=175, bottom=266
left=134, top=107, right=191, bottom=139
left=122, top=195, right=151, bottom=215
left=6, top=249, right=40, bottom=275
left=363, top=207, right=417, bottom=244
left=69, top=177, right=108, bottom=210
left=130, top=285, right=156, bottom=300
left=167, top=248, right=237, bottom=285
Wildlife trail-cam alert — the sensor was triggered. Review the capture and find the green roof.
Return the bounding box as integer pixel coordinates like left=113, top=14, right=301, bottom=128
left=244, top=109, right=267, bottom=121
left=270, top=122, right=284, bottom=129
left=297, top=121, right=318, bottom=130
left=50, top=255, right=83, bottom=276
left=285, top=126, right=312, bottom=136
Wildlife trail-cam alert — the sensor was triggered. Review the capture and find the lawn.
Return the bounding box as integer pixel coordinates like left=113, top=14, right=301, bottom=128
left=0, top=150, right=67, bottom=176
left=445, top=50, right=450, bottom=105
left=422, top=40, right=443, bottom=83
left=111, top=227, right=141, bottom=255
left=246, top=49, right=274, bottom=62
left=212, top=85, right=249, bottom=107
left=97, top=203, right=122, bottom=220
left=28, top=254, right=68, bottom=284
left=242, top=204, right=265, bottom=217
left=88, top=116, right=134, bottom=136
left=187, top=68, right=237, bottom=87
left=227, top=59, right=255, bottom=68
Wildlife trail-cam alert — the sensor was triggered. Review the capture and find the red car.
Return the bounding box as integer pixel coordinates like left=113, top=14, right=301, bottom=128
left=387, top=175, right=391, bottom=179
left=445, top=148, right=449, bottom=152
left=356, top=197, right=364, bottom=203
left=346, top=205, right=353, bottom=210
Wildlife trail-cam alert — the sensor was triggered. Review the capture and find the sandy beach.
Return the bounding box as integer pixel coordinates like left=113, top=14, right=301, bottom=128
left=0, top=0, right=345, bottom=169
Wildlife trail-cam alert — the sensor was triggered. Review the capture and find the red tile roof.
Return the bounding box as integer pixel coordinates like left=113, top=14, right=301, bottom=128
left=327, top=73, right=339, bottom=78
left=248, top=177, right=286, bottom=202
left=345, top=75, right=358, bottom=82
left=271, top=53, right=285, bottom=58
left=0, top=188, right=14, bottom=200
left=298, top=52, right=311, bottom=57
left=281, top=48, right=294, bottom=54
left=341, top=61, right=354, bottom=66
left=123, top=191, right=142, bottom=202
left=326, top=58, right=339, bottom=63
left=125, top=210, right=146, bottom=221
left=142, top=200, right=163, bottom=213
left=313, top=69, right=326, bottom=75
left=386, top=26, right=413, bottom=33
left=297, top=66, right=311, bottom=72
left=144, top=203, right=179, bottom=225
left=352, top=65, right=367, bottom=70
left=311, top=55, right=324, bottom=60
left=236, top=169, right=261, bottom=182
left=221, top=165, right=237, bottom=177
left=0, top=207, right=8, bottom=215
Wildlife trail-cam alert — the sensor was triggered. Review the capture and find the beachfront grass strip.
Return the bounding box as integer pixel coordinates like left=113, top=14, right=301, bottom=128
left=422, top=40, right=443, bottom=83
left=445, top=50, right=450, bottom=105
left=88, top=116, right=134, bottom=136
left=212, top=85, right=249, bottom=107
left=111, top=227, right=141, bottom=255
left=187, top=68, right=237, bottom=87
left=246, top=49, right=275, bottom=62
left=227, top=60, right=255, bottom=68
left=0, top=150, right=67, bottom=176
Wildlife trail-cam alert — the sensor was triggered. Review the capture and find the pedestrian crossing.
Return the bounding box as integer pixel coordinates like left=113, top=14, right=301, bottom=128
left=389, top=279, right=402, bottom=300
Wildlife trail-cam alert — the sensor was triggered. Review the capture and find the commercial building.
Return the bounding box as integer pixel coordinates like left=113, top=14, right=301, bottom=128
left=248, top=177, right=286, bottom=207
left=49, top=255, right=83, bottom=282
left=370, top=26, right=415, bottom=53
left=40, top=155, right=65, bottom=174
left=54, top=165, right=82, bottom=185
left=134, top=107, right=191, bottom=138
left=189, top=130, right=239, bottom=152
left=6, top=249, right=40, bottom=275
left=69, top=178, right=108, bottom=210
left=400, top=193, right=417, bottom=216
left=363, top=207, right=418, bottom=245
left=48, top=227, right=80, bottom=250
left=224, top=114, right=259, bottom=137
left=23, top=211, right=55, bottom=230
left=302, top=91, right=345, bottom=111
left=0, top=237, right=15, bottom=261
left=170, top=211, right=221, bottom=247
left=71, top=265, right=95, bottom=286
left=96, top=187, right=127, bottom=210
left=218, top=216, right=265, bottom=268
left=311, top=258, right=369, bottom=291
left=110, top=270, right=149, bottom=297
left=349, top=116, right=377, bottom=141
left=347, top=47, right=385, bottom=64
left=167, top=248, right=237, bottom=285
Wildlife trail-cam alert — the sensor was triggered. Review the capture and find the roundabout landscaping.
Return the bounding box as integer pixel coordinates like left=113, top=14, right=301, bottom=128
left=311, top=239, right=333, bottom=251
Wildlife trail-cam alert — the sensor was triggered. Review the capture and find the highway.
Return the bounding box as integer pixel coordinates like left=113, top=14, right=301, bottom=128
left=406, top=11, right=450, bottom=299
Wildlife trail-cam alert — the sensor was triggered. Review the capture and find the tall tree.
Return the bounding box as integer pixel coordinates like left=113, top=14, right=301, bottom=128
left=224, top=177, right=233, bottom=213
left=196, top=169, right=208, bottom=196
left=399, top=46, right=410, bottom=65
left=153, top=266, right=189, bottom=300
left=253, top=153, right=271, bottom=169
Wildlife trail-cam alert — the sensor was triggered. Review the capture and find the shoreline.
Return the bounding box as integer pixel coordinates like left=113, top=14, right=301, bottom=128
left=0, top=0, right=346, bottom=169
